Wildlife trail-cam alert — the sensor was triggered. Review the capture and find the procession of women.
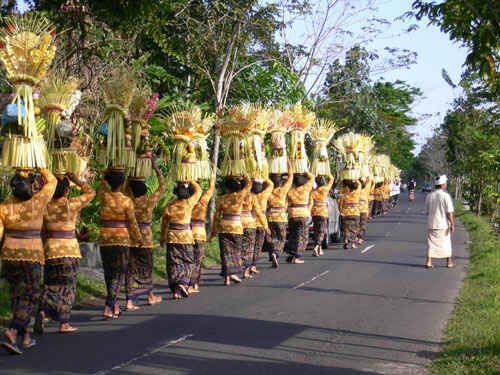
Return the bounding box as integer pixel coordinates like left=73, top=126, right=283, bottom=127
left=0, top=13, right=401, bottom=355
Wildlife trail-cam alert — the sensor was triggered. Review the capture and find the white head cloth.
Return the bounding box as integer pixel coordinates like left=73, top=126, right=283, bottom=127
left=435, top=175, right=447, bottom=185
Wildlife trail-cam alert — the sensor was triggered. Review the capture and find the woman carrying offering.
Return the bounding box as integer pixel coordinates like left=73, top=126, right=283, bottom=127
left=357, top=176, right=373, bottom=244
left=241, top=180, right=269, bottom=279
left=0, top=168, right=57, bottom=354
left=250, top=178, right=273, bottom=274
left=98, top=170, right=143, bottom=319
left=160, top=181, right=202, bottom=299
left=36, top=173, right=95, bottom=334
left=189, top=176, right=215, bottom=293
left=265, top=161, right=293, bottom=268
left=125, top=159, right=165, bottom=310
left=339, top=180, right=361, bottom=249
left=285, top=172, right=315, bottom=264
left=210, top=176, right=251, bottom=285
left=310, top=174, right=334, bottom=256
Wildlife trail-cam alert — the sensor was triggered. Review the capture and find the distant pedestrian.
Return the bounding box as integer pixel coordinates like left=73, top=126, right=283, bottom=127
left=425, top=175, right=455, bottom=268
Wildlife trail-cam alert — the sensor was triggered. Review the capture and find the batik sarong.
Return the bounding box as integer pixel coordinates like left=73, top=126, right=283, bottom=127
left=166, top=243, right=194, bottom=292
left=2, top=261, right=41, bottom=335
left=126, top=247, right=153, bottom=303
left=427, top=228, right=452, bottom=258
left=342, top=216, right=359, bottom=244
left=312, top=216, right=327, bottom=247
left=382, top=199, right=389, bottom=215
left=190, top=240, right=206, bottom=286
left=373, top=200, right=382, bottom=217
left=252, top=228, right=266, bottom=267
left=266, top=222, right=287, bottom=258
left=242, top=228, right=256, bottom=269
left=285, top=217, right=309, bottom=259
left=39, top=257, right=78, bottom=323
left=368, top=200, right=374, bottom=218
left=219, top=233, right=242, bottom=277
left=100, top=246, right=129, bottom=308
left=358, top=213, right=368, bottom=240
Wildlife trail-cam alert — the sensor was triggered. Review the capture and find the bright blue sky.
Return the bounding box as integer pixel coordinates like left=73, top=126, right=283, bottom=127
left=367, top=0, right=467, bottom=153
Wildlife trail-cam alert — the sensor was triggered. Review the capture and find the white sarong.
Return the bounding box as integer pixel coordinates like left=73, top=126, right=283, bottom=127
left=427, top=228, right=452, bottom=258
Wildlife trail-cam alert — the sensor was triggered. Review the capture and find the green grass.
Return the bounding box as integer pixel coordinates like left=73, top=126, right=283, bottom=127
left=75, top=275, right=106, bottom=302
left=431, top=202, right=500, bottom=374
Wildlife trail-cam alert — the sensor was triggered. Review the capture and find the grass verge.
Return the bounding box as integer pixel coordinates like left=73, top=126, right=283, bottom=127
left=431, top=201, right=500, bottom=374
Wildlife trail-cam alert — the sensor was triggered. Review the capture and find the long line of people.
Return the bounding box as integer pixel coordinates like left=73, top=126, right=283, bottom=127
left=0, top=159, right=400, bottom=355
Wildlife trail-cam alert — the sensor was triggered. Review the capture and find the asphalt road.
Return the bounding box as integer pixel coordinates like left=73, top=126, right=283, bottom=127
left=0, top=192, right=469, bottom=375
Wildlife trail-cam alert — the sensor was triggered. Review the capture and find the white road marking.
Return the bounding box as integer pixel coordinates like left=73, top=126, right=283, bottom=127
left=361, top=245, right=375, bottom=254
left=93, top=334, right=193, bottom=375
left=293, top=270, right=330, bottom=289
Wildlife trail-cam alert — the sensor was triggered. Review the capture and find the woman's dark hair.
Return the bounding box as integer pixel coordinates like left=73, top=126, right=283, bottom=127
left=129, top=180, right=147, bottom=197
left=342, top=179, right=357, bottom=191
left=293, top=173, right=308, bottom=187
left=359, top=179, right=366, bottom=189
left=375, top=182, right=383, bottom=188
left=224, top=177, right=243, bottom=193
left=174, top=183, right=195, bottom=199
left=104, top=171, right=125, bottom=190
left=270, top=174, right=282, bottom=188
left=251, top=180, right=263, bottom=194
left=10, top=173, right=35, bottom=201
left=53, top=177, right=70, bottom=199
left=315, top=176, right=327, bottom=187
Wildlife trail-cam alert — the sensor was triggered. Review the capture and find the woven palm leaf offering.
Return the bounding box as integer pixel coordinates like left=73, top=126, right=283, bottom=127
left=192, top=107, right=215, bottom=180
left=267, top=108, right=290, bottom=174
left=309, top=118, right=339, bottom=177
left=371, top=153, right=390, bottom=183
left=129, top=89, right=159, bottom=179
left=0, top=13, right=57, bottom=170
left=358, top=134, right=374, bottom=179
left=39, top=71, right=81, bottom=175
left=246, top=105, right=269, bottom=179
left=334, top=132, right=363, bottom=181
left=218, top=103, right=257, bottom=177
left=97, top=69, right=136, bottom=170
left=156, top=105, right=202, bottom=182
left=288, top=103, right=315, bottom=174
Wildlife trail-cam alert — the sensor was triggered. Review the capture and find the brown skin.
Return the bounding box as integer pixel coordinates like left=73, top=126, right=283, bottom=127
left=426, top=183, right=455, bottom=268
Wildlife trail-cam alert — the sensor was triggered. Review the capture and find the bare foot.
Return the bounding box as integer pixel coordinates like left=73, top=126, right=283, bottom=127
left=113, top=303, right=120, bottom=319
left=318, top=248, right=324, bottom=256
left=103, top=306, right=113, bottom=319
left=148, top=295, right=162, bottom=305
left=224, top=277, right=230, bottom=286
left=292, top=257, right=304, bottom=264
left=447, top=262, right=455, bottom=268
left=230, top=275, right=242, bottom=283
left=126, top=304, right=140, bottom=311
left=187, top=286, right=199, bottom=294
left=250, top=267, right=260, bottom=274
left=3, top=329, right=16, bottom=344
left=59, top=324, right=78, bottom=333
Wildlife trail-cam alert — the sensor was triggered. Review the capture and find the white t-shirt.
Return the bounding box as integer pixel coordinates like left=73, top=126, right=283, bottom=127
left=425, top=189, right=454, bottom=229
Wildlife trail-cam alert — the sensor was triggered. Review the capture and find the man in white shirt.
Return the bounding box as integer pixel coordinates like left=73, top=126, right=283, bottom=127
left=424, top=175, right=455, bottom=268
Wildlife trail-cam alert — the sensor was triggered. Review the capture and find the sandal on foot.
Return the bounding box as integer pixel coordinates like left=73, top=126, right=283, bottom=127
left=21, top=339, right=36, bottom=350
left=177, top=285, right=189, bottom=297
left=271, top=254, right=279, bottom=269
left=1, top=342, right=22, bottom=355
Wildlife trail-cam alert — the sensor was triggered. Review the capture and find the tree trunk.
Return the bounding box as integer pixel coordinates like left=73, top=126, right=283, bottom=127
left=477, top=179, right=484, bottom=216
